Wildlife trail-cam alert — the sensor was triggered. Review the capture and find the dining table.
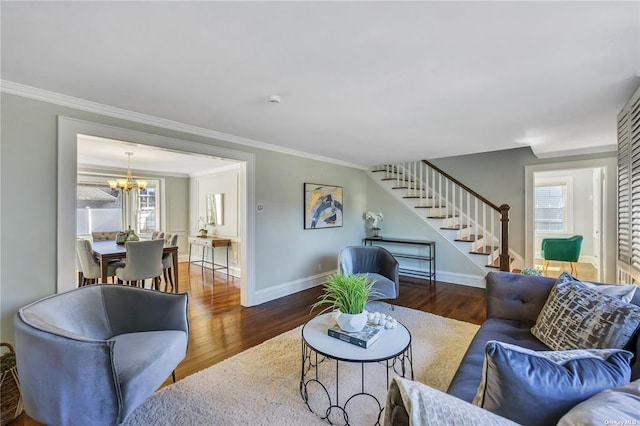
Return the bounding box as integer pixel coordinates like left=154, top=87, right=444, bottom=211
left=91, top=240, right=180, bottom=292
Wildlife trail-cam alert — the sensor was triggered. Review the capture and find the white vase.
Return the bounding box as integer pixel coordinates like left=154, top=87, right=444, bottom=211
left=337, top=311, right=368, bottom=332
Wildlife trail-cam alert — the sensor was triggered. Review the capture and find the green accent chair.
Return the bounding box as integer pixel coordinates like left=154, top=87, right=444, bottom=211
left=541, top=235, right=583, bottom=277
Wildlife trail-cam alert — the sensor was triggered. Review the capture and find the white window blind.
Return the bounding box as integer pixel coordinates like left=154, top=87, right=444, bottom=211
left=535, top=184, right=566, bottom=232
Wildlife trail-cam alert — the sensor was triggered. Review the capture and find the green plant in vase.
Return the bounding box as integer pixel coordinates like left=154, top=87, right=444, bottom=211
left=311, top=273, right=379, bottom=332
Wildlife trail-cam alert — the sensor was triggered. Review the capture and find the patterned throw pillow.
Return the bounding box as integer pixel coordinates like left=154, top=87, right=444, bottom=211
left=473, top=341, right=633, bottom=426
left=554, top=272, right=637, bottom=303
left=531, top=273, right=640, bottom=351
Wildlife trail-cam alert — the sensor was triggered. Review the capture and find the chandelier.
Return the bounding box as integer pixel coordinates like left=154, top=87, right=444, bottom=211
left=107, top=152, right=147, bottom=192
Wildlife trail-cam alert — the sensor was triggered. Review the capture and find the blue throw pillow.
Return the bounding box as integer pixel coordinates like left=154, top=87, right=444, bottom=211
left=473, top=341, right=633, bottom=426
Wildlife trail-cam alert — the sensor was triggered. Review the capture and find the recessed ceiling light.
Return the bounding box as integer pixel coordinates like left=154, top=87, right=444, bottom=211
left=266, top=95, right=281, bottom=104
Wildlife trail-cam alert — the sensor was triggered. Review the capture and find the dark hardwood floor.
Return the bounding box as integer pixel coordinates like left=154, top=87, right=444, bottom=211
left=11, top=264, right=486, bottom=426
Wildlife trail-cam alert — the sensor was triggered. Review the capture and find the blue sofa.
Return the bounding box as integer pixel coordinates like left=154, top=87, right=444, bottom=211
left=384, top=271, right=640, bottom=425
left=447, top=271, right=640, bottom=401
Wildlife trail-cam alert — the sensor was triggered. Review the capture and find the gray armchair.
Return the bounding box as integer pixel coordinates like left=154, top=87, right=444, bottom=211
left=14, top=285, right=189, bottom=426
left=339, top=246, right=400, bottom=300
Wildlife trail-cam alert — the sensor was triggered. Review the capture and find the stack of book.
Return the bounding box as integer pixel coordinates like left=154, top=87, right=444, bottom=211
left=327, top=324, right=383, bottom=349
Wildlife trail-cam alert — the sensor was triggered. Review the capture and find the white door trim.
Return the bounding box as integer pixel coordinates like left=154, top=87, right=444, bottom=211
left=57, top=116, right=257, bottom=306
left=524, top=157, right=616, bottom=282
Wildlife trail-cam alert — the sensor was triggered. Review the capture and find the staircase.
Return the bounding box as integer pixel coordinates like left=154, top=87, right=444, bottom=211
left=370, top=161, right=522, bottom=274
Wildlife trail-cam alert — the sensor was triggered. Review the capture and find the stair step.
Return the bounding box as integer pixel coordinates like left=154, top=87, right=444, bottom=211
left=486, top=257, right=514, bottom=269
left=403, top=195, right=430, bottom=199
left=470, top=246, right=494, bottom=255
left=455, top=235, right=483, bottom=243
left=427, top=215, right=457, bottom=219
left=440, top=224, right=469, bottom=230
left=414, top=204, right=440, bottom=209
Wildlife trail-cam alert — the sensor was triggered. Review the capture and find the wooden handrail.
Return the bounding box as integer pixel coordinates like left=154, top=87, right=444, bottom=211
left=421, top=159, right=501, bottom=212
left=420, top=159, right=511, bottom=272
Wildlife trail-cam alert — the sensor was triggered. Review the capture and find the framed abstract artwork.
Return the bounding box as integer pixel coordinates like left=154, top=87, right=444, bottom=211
left=304, top=183, right=343, bottom=229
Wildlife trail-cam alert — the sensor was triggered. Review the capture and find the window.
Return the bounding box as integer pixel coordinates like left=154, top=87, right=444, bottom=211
left=136, top=185, right=158, bottom=236
left=534, top=176, right=573, bottom=234
left=535, top=184, right=566, bottom=231
left=77, top=174, right=162, bottom=237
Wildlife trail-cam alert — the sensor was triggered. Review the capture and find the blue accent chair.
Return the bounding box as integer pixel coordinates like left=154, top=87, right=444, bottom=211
left=14, top=285, right=189, bottom=425
left=339, top=246, right=400, bottom=300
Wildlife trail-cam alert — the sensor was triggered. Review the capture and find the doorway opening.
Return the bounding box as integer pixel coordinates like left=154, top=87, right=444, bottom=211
left=58, top=117, right=256, bottom=306
left=525, top=158, right=616, bottom=283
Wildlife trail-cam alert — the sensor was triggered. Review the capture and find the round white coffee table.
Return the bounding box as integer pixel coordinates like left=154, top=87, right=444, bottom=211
left=300, top=312, right=413, bottom=425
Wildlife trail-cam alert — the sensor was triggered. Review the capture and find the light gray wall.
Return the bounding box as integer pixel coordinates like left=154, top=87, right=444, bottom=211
left=254, top=150, right=367, bottom=290
left=0, top=93, right=367, bottom=342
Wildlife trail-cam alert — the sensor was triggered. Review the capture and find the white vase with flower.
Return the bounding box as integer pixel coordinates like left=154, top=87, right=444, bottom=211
left=365, top=211, right=384, bottom=238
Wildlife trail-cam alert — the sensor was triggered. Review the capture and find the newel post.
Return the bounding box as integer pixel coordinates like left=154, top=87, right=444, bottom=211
left=499, top=204, right=510, bottom=271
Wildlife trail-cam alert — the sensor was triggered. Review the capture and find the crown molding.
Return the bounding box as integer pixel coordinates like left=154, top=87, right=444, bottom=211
left=190, top=163, right=242, bottom=178
left=1, top=80, right=367, bottom=170
left=78, top=165, right=190, bottom=179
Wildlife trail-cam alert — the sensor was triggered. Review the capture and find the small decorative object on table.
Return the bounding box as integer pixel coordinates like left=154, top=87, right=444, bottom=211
left=328, top=324, right=382, bottom=348
left=327, top=312, right=398, bottom=348
left=521, top=266, right=543, bottom=276
left=1, top=343, right=23, bottom=426
left=311, top=273, right=380, bottom=333
left=115, top=228, right=139, bottom=245
left=365, top=211, right=384, bottom=238
left=198, top=216, right=208, bottom=237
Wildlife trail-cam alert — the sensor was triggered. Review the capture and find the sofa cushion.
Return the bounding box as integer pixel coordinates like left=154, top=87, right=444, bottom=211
left=385, top=377, right=518, bottom=426
left=110, top=330, right=188, bottom=419
left=531, top=273, right=640, bottom=351
left=446, top=318, right=549, bottom=402
left=557, top=379, right=640, bottom=426
left=581, top=280, right=637, bottom=303
left=474, top=341, right=633, bottom=426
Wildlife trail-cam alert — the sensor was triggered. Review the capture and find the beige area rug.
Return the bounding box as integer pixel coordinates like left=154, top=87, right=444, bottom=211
left=123, top=302, right=479, bottom=426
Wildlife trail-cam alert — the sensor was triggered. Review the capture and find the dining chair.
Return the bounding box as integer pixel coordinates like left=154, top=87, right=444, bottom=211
left=91, top=231, right=120, bottom=241
left=162, top=234, right=179, bottom=292
left=76, top=240, right=123, bottom=285
left=115, top=240, right=164, bottom=289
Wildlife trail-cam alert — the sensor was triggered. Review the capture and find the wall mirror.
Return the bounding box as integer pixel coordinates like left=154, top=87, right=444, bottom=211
left=206, top=193, right=224, bottom=226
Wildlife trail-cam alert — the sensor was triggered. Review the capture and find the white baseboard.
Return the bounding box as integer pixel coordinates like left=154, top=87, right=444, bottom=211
left=254, top=269, right=485, bottom=306
left=254, top=270, right=336, bottom=305
left=434, top=270, right=486, bottom=288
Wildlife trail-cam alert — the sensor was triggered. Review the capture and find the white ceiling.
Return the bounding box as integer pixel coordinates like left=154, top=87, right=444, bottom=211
left=77, top=135, right=237, bottom=176
left=2, top=2, right=639, bottom=166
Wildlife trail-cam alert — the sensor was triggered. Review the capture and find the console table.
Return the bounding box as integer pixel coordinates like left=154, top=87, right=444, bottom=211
left=187, top=236, right=231, bottom=282
left=363, top=237, right=435, bottom=284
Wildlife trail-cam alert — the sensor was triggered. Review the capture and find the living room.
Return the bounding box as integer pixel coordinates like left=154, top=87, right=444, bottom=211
left=1, top=2, right=639, bottom=425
